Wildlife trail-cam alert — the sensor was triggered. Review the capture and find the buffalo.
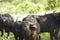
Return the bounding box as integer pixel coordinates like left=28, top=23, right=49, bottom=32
left=0, top=14, right=14, bottom=39
left=23, top=12, right=60, bottom=40
left=21, top=16, right=40, bottom=40
left=12, top=20, right=24, bottom=40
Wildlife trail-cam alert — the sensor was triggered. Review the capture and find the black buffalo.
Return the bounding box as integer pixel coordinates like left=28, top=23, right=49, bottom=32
left=23, top=12, right=60, bottom=40
left=0, top=14, right=14, bottom=39
left=21, top=16, right=40, bottom=40
left=12, top=20, right=24, bottom=40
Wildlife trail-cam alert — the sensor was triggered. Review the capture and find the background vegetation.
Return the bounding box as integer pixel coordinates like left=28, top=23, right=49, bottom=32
left=0, top=0, right=60, bottom=40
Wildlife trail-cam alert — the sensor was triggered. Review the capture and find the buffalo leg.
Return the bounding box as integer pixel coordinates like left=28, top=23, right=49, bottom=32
left=14, top=33, right=18, bottom=40
left=7, top=32, right=10, bottom=40
left=19, top=36, right=24, bottom=40
left=50, top=33, right=53, bottom=40
left=1, top=29, right=5, bottom=40
left=53, top=29, right=59, bottom=40
left=50, top=29, right=59, bottom=40
left=1, top=30, right=4, bottom=37
left=36, top=35, right=40, bottom=40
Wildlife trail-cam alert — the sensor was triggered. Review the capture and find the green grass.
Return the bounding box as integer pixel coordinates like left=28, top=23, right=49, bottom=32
left=0, top=32, right=14, bottom=40
left=0, top=32, right=50, bottom=40
left=40, top=33, right=50, bottom=40
left=0, top=32, right=60, bottom=40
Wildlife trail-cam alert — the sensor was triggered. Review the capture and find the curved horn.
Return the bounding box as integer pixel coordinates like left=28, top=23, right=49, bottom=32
left=53, top=10, right=56, bottom=13
left=45, top=12, right=46, bottom=15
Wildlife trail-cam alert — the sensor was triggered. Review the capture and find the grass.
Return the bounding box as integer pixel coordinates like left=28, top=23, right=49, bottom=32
left=0, top=32, right=14, bottom=40
left=0, top=32, right=50, bottom=40
left=0, top=32, right=60, bottom=40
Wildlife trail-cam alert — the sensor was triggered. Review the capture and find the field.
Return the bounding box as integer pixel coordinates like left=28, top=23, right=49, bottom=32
left=0, top=32, right=60, bottom=40
left=0, top=32, right=50, bottom=40
left=0, top=0, right=60, bottom=40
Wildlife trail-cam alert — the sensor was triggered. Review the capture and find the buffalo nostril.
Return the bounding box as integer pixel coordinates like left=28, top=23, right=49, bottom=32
left=30, top=25, right=36, bottom=31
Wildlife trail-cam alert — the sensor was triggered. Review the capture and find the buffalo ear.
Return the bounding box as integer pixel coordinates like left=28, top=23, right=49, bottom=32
left=16, top=17, right=19, bottom=22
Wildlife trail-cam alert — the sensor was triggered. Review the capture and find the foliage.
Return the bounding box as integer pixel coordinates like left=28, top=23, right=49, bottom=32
left=0, top=0, right=41, bottom=14
left=0, top=0, right=60, bottom=14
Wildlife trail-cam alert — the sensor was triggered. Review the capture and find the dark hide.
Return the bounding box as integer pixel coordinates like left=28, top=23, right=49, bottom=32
left=0, top=14, right=14, bottom=39
left=12, top=21, right=24, bottom=40
left=23, top=12, right=60, bottom=40
left=21, top=16, right=40, bottom=40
